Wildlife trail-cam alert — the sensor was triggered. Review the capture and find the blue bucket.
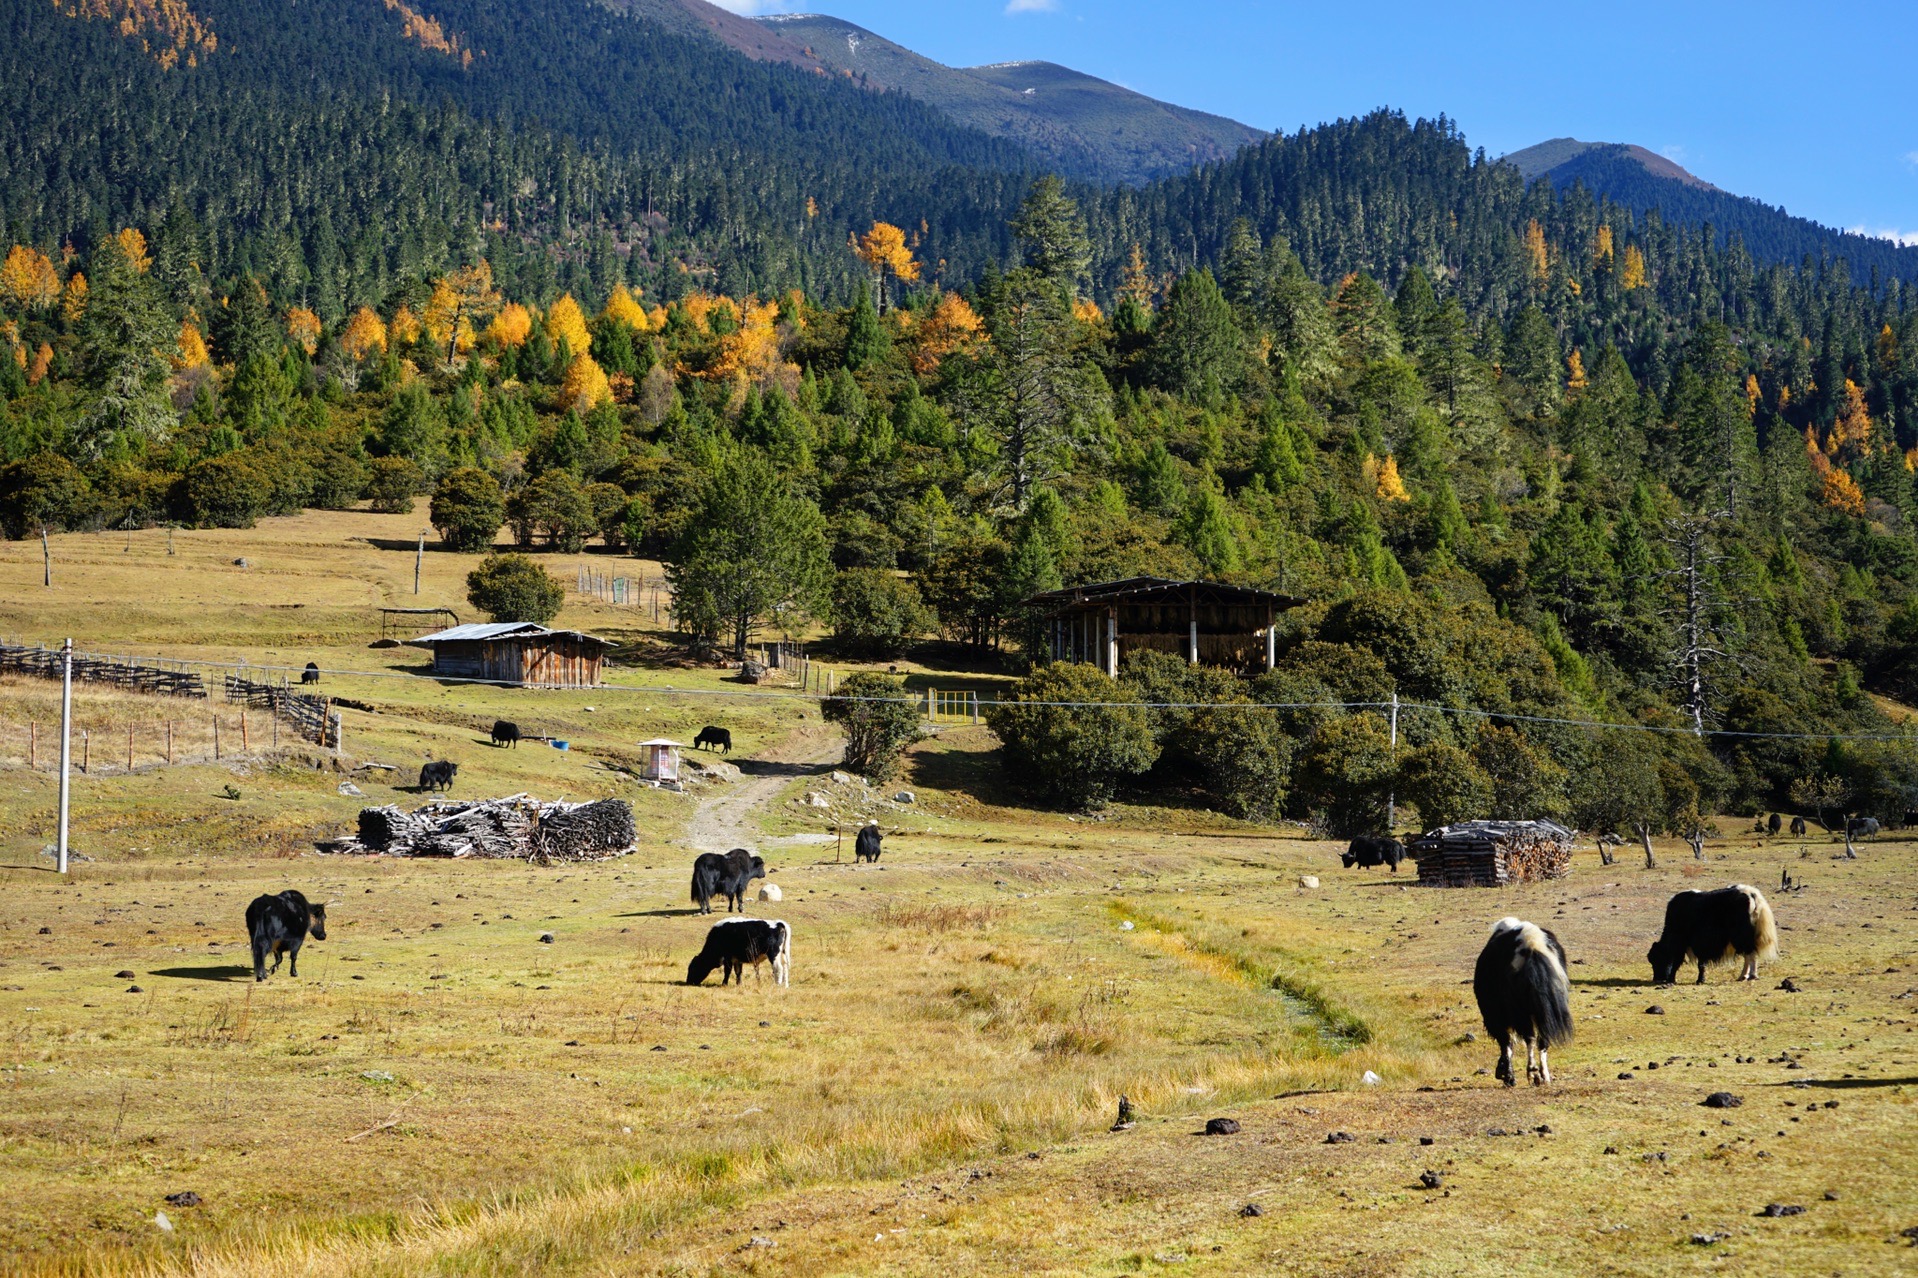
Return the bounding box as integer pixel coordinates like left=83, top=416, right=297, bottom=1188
left=550, top=739, right=570, bottom=751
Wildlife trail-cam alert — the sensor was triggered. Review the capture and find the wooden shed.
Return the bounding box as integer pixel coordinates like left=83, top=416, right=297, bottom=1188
left=1025, top=577, right=1302, bottom=677
left=637, top=739, right=682, bottom=784
left=407, top=622, right=612, bottom=689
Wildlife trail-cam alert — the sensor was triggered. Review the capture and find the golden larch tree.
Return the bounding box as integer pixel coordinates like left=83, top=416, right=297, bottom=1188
left=341, top=307, right=389, bottom=360
left=1375, top=454, right=1409, bottom=502
left=1566, top=348, right=1587, bottom=391
left=710, top=297, right=789, bottom=387
left=559, top=351, right=612, bottom=412
left=545, top=293, right=592, bottom=357
left=1828, top=379, right=1873, bottom=461
left=601, top=284, right=648, bottom=331
left=62, top=272, right=88, bottom=323
left=485, top=302, right=532, bottom=349
left=113, top=228, right=152, bottom=273
left=1119, top=243, right=1155, bottom=310
left=1820, top=468, right=1865, bottom=516
left=1523, top=220, right=1550, bottom=284
left=1878, top=324, right=1899, bottom=376
left=173, top=319, right=210, bottom=369
left=1593, top=224, right=1615, bottom=265
left=1619, top=244, right=1648, bottom=291
left=423, top=262, right=500, bottom=362
left=27, top=342, right=53, bottom=385
left=389, top=304, right=422, bottom=348
left=909, top=292, right=983, bottom=375
left=285, top=307, right=322, bottom=356
left=0, top=245, right=62, bottom=311
left=852, top=221, right=920, bottom=312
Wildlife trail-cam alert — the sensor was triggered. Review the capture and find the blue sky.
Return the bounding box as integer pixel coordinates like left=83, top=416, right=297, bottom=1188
left=714, top=0, right=1918, bottom=243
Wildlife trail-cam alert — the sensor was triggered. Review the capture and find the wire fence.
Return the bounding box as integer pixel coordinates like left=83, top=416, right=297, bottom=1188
left=0, top=708, right=304, bottom=774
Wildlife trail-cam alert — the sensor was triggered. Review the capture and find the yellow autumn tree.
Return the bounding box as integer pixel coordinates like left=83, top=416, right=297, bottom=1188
left=1878, top=324, right=1900, bottom=376
left=113, top=228, right=152, bottom=273
left=1119, top=242, right=1155, bottom=309
left=909, top=292, right=983, bottom=375
left=285, top=307, right=322, bottom=356
left=389, top=304, right=422, bottom=347
left=341, top=307, right=389, bottom=360
left=1828, top=379, right=1873, bottom=461
left=1805, top=425, right=1830, bottom=476
left=27, top=342, right=52, bottom=385
left=679, top=293, right=739, bottom=336
left=1523, top=219, right=1550, bottom=284
left=485, top=302, right=532, bottom=349
left=62, top=272, right=88, bottom=323
left=600, top=284, right=648, bottom=331
left=173, top=319, right=210, bottom=369
left=546, top=293, right=592, bottom=357
left=1593, top=224, right=1615, bottom=265
left=1820, top=468, right=1865, bottom=516
left=1745, top=373, right=1761, bottom=416
left=422, top=262, right=500, bottom=361
left=1566, top=348, right=1587, bottom=391
left=852, top=221, right=920, bottom=311
left=1906, top=446, right=1918, bottom=474
left=558, top=351, right=612, bottom=411
left=1619, top=244, right=1648, bottom=290
left=1375, top=454, right=1409, bottom=502
left=0, top=245, right=62, bottom=311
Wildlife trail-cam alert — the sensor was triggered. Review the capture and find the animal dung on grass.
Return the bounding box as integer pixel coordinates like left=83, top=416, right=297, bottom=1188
left=1412, top=820, right=1575, bottom=886
left=1702, top=1092, right=1743, bottom=1108
left=1204, top=1118, right=1241, bottom=1135
left=320, top=795, right=635, bottom=862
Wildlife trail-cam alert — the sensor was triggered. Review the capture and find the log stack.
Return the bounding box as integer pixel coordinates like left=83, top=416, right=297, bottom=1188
left=320, top=794, right=635, bottom=861
left=1412, top=820, right=1575, bottom=887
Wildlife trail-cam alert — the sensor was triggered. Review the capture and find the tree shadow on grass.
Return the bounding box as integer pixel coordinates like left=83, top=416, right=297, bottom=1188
left=1766, top=1076, right=1918, bottom=1089
left=1570, top=977, right=1651, bottom=988
left=148, top=965, right=254, bottom=982
left=615, top=908, right=707, bottom=919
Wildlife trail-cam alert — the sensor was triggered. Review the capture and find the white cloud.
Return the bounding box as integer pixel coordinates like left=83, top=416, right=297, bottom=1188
left=1005, top=0, right=1060, bottom=13
left=1847, top=226, right=1918, bottom=247
left=1906, top=150, right=1918, bottom=169
left=1660, top=144, right=1687, bottom=163
left=708, top=0, right=792, bottom=13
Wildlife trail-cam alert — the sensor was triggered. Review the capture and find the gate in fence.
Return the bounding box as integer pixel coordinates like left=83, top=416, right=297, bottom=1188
left=222, top=674, right=342, bottom=748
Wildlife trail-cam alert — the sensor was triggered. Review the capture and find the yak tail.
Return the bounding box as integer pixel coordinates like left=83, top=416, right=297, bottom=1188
left=772, top=921, right=792, bottom=987
left=1519, top=944, right=1574, bottom=1051
left=1741, top=885, right=1779, bottom=960
left=689, top=868, right=705, bottom=906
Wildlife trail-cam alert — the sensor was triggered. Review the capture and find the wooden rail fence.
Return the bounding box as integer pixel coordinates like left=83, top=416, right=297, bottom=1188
left=223, top=674, right=342, bottom=749
left=0, top=643, right=206, bottom=697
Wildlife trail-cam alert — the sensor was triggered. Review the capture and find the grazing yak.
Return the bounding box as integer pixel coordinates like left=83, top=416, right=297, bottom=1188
left=1847, top=816, right=1881, bottom=841
left=1767, top=812, right=1782, bottom=836
left=491, top=720, right=521, bottom=749
left=693, top=726, right=732, bottom=753
left=686, top=917, right=791, bottom=987
left=246, top=890, right=327, bottom=981
left=855, top=821, right=882, bottom=864
left=1790, top=816, right=1808, bottom=837
left=691, top=848, right=766, bottom=915
left=1342, top=834, right=1405, bottom=873
left=1647, top=885, right=1778, bottom=985
left=419, top=760, right=458, bottom=792
left=1473, top=918, right=1573, bottom=1087
left=301, top=662, right=321, bottom=685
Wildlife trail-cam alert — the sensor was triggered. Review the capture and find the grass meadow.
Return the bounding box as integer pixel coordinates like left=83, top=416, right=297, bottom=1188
left=1, top=511, right=1915, bottom=1275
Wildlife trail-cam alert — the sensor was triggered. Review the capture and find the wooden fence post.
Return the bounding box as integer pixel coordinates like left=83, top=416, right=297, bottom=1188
left=29, top=721, right=35, bottom=769
left=241, top=711, right=248, bottom=753
left=166, top=720, right=173, bottom=764
left=81, top=729, right=89, bottom=774
left=213, top=716, right=220, bottom=760
left=127, top=724, right=133, bottom=771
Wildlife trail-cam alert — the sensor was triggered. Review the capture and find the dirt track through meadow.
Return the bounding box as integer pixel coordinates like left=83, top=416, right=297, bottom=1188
left=681, top=723, right=840, bottom=853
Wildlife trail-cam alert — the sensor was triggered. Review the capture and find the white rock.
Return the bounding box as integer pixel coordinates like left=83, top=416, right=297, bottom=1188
left=154, top=1212, right=173, bottom=1233
left=1297, top=875, right=1320, bottom=890
left=1120, top=920, right=1135, bottom=931
left=893, top=790, right=915, bottom=804
left=1361, top=1070, right=1381, bottom=1086
left=338, top=781, right=364, bottom=797
left=803, top=791, right=831, bottom=809
left=758, top=883, right=783, bottom=902
left=831, top=771, right=858, bottom=787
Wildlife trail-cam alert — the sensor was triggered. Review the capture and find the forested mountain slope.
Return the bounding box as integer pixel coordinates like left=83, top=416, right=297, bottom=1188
left=1506, top=138, right=1918, bottom=283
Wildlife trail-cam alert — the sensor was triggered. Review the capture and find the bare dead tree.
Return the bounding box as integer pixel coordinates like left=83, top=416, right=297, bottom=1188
left=1658, top=513, right=1743, bottom=736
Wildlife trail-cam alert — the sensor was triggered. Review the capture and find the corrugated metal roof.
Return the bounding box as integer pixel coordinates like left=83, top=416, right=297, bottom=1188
left=409, top=623, right=613, bottom=648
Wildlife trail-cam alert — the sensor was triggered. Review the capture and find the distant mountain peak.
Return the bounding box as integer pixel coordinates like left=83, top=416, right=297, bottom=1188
left=1505, top=138, right=1720, bottom=192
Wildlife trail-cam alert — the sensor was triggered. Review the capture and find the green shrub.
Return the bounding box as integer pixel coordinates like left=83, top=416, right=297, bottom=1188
left=0, top=453, right=94, bottom=537
left=366, top=455, right=423, bottom=514
left=1179, top=704, right=1291, bottom=820
left=1395, top=742, right=1492, bottom=830
left=183, top=452, right=270, bottom=528
left=821, top=672, right=922, bottom=783
left=466, top=552, right=564, bottom=624
left=1292, top=713, right=1395, bottom=836
left=986, top=663, right=1158, bottom=810
left=431, top=467, right=506, bottom=551
left=831, top=569, right=931, bottom=658
left=309, top=450, right=366, bottom=510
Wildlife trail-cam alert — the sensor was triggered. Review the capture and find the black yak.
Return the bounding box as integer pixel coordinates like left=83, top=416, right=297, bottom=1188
left=1790, top=816, right=1808, bottom=837
left=691, top=848, right=766, bottom=914
left=855, top=821, right=882, bottom=863
left=301, top=662, right=321, bottom=685
left=419, top=760, right=458, bottom=792
left=1647, top=885, right=1778, bottom=985
left=1473, top=918, right=1573, bottom=1087
left=1766, top=812, right=1782, bottom=836
left=693, top=726, right=732, bottom=753
left=686, top=918, right=790, bottom=987
left=491, top=720, right=521, bottom=748
left=1342, top=834, right=1405, bottom=873
left=246, top=890, right=327, bottom=981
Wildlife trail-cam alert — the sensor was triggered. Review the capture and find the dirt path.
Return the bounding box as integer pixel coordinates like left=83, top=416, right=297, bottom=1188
left=682, top=724, right=840, bottom=853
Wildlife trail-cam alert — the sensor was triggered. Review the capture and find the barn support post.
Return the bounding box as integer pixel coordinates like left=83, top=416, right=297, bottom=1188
left=56, top=639, right=71, bottom=874
left=414, top=530, right=426, bottom=595
left=1187, top=585, right=1198, bottom=665
left=1107, top=607, right=1119, bottom=677
left=1266, top=608, right=1277, bottom=670
left=1385, top=690, right=1400, bottom=833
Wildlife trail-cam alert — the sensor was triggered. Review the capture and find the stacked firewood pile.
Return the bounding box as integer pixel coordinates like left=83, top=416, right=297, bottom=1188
left=1412, top=819, right=1575, bottom=887
left=318, top=795, right=635, bottom=862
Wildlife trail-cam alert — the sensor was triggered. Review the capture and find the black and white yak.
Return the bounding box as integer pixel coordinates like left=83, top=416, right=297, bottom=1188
left=245, top=890, right=328, bottom=981
left=690, top=848, right=766, bottom=915
left=686, top=917, right=791, bottom=987
left=1647, top=885, right=1778, bottom=985
left=1472, top=918, right=1573, bottom=1087
left=1342, top=834, right=1405, bottom=873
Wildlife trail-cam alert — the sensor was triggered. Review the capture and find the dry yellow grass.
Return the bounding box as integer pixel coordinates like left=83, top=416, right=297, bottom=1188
left=1, top=512, right=1916, bottom=1274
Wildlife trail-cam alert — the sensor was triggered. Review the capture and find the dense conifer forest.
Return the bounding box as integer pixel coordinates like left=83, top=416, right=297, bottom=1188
left=4, top=0, right=1917, bottom=832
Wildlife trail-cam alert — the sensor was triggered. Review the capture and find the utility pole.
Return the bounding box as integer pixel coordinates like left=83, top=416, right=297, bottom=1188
left=1385, top=689, right=1400, bottom=832
left=57, top=639, right=72, bottom=874
left=415, top=530, right=426, bottom=596
left=42, top=527, right=51, bottom=587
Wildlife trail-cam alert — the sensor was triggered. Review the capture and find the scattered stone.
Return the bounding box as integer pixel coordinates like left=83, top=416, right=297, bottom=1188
left=1239, top=1203, right=1263, bottom=1217
left=164, top=1191, right=201, bottom=1208
left=1325, top=1131, right=1355, bottom=1144
left=1757, top=1203, right=1805, bottom=1218
left=126, top=985, right=143, bottom=994
left=1691, top=1233, right=1726, bottom=1246
left=758, top=883, right=783, bottom=903
left=361, top=1070, right=394, bottom=1082
left=1534, top=1124, right=1553, bottom=1135
left=744, top=1237, right=775, bottom=1249
left=1777, top=978, right=1799, bottom=992
left=650, top=1045, right=666, bottom=1052
left=1419, top=1171, right=1443, bottom=1190
left=37, top=926, right=49, bottom=935
left=115, top=970, right=136, bottom=979
left=153, top=1211, right=173, bottom=1233
left=1297, top=875, right=1320, bottom=890
left=338, top=781, right=364, bottom=797
left=1603, top=1146, right=1619, bottom=1155
left=1419, top=1136, right=1435, bottom=1146
left=1151, top=1253, right=1188, bottom=1266
left=1703, top=1092, right=1743, bottom=1109
left=1361, top=1070, right=1381, bottom=1086
left=1205, top=1118, right=1241, bottom=1136
left=1119, top=921, right=1134, bottom=931
left=538, top=932, right=555, bottom=944
left=1461, top=1031, right=1477, bottom=1042
left=759, top=1020, right=771, bottom=1028
left=1645, top=1005, right=1666, bottom=1015
left=893, top=791, right=915, bottom=804
left=564, top=1040, right=581, bottom=1047
left=1824, top=1191, right=1840, bottom=1201
left=803, top=792, right=831, bottom=809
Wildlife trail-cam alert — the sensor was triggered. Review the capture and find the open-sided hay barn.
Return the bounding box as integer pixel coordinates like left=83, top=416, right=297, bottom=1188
left=1026, top=577, right=1302, bottom=676
left=407, top=623, right=612, bottom=689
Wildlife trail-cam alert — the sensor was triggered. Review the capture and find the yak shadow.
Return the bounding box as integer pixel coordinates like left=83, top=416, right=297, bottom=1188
left=1767, top=1076, right=1918, bottom=1090
left=1571, top=977, right=1651, bottom=988
left=148, top=964, right=254, bottom=982
left=616, top=908, right=707, bottom=919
